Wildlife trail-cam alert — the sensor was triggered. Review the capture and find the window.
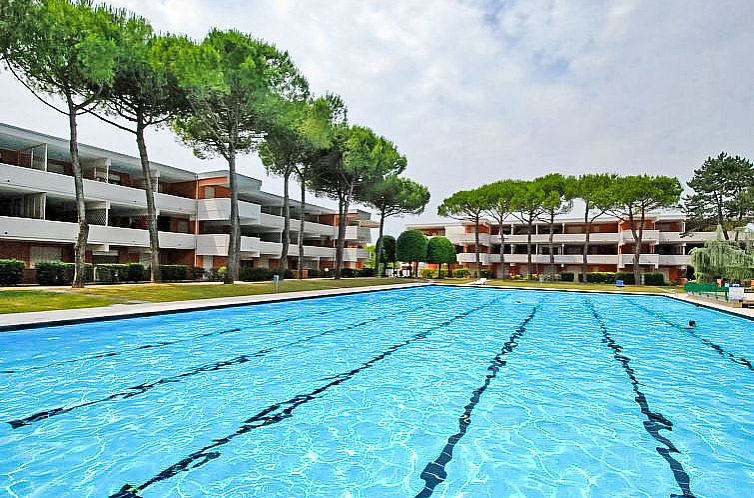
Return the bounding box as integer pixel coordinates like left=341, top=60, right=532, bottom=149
left=204, top=186, right=215, bottom=198
left=30, top=246, right=62, bottom=268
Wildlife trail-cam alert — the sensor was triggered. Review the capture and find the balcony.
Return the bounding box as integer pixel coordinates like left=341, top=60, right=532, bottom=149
left=197, top=198, right=260, bottom=223
left=657, top=254, right=690, bottom=266
left=341, top=225, right=372, bottom=242
left=1, top=162, right=196, bottom=214
left=257, top=213, right=334, bottom=237
left=457, top=253, right=490, bottom=264
left=620, top=230, right=660, bottom=244
left=618, top=253, right=659, bottom=267
left=196, top=234, right=260, bottom=256
left=446, top=232, right=491, bottom=245
left=344, top=247, right=370, bottom=261
left=0, top=215, right=195, bottom=250
left=499, top=233, right=619, bottom=244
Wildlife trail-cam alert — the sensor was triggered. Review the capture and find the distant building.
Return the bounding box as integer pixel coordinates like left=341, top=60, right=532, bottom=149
left=0, top=123, right=375, bottom=277
left=408, top=214, right=718, bottom=283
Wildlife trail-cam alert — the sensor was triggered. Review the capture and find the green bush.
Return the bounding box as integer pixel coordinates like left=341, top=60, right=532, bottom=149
left=614, top=272, right=635, bottom=285
left=190, top=266, right=205, bottom=280
left=340, top=268, right=357, bottom=278
left=36, top=261, right=93, bottom=285
left=559, top=272, right=574, bottom=282
left=239, top=267, right=273, bottom=281
left=358, top=268, right=375, bottom=277
left=454, top=268, right=469, bottom=278
left=586, top=272, right=616, bottom=284
left=160, top=264, right=188, bottom=281
left=95, top=264, right=130, bottom=283
left=421, top=268, right=434, bottom=278
left=0, top=259, right=24, bottom=286
left=307, top=269, right=320, bottom=278
left=643, top=273, right=665, bottom=286
left=480, top=269, right=494, bottom=278
left=127, top=263, right=145, bottom=282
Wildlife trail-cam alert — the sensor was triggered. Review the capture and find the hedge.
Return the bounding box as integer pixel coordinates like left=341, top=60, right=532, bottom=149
left=643, top=272, right=665, bottom=286
left=358, top=268, right=375, bottom=277
left=0, top=259, right=24, bottom=286
left=586, top=272, right=616, bottom=284
left=559, top=272, right=574, bottom=282
left=239, top=267, right=294, bottom=281
left=95, top=263, right=146, bottom=283
left=160, top=265, right=188, bottom=281
left=454, top=268, right=469, bottom=278
left=614, top=272, right=635, bottom=285
left=36, top=261, right=93, bottom=285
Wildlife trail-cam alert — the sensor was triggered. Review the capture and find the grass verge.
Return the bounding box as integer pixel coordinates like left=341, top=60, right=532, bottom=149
left=451, top=278, right=682, bottom=294
left=0, top=278, right=421, bottom=314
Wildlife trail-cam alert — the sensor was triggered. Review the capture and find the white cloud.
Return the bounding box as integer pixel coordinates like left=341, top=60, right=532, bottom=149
left=1, top=0, right=752, bottom=235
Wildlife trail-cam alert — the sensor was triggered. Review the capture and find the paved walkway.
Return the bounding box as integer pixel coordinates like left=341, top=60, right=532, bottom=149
left=0, top=282, right=430, bottom=331
left=672, top=293, right=754, bottom=318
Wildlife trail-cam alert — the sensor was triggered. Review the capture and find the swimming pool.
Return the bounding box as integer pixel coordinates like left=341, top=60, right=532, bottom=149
left=0, top=286, right=752, bottom=497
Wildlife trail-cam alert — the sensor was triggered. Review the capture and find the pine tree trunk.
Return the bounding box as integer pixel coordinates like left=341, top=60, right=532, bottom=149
left=376, top=209, right=386, bottom=278
left=498, top=222, right=507, bottom=279
left=526, top=219, right=533, bottom=278
left=582, top=208, right=590, bottom=283
left=632, top=209, right=643, bottom=285
left=279, top=169, right=291, bottom=271
left=548, top=212, right=555, bottom=276
left=68, top=99, right=88, bottom=289
left=226, top=150, right=240, bottom=284
left=474, top=218, right=481, bottom=278
left=136, top=120, right=160, bottom=283
left=335, top=186, right=352, bottom=279
left=297, top=173, right=305, bottom=279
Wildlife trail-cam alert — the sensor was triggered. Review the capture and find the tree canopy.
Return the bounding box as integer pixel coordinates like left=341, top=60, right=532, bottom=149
left=426, top=235, right=456, bottom=277
left=396, top=230, right=428, bottom=274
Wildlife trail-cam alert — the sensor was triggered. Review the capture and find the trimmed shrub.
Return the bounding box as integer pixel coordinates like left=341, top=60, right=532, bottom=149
left=308, top=269, right=320, bottom=278
left=559, top=272, right=574, bottom=282
left=421, top=268, right=434, bottom=278
left=643, top=273, right=665, bottom=286
left=480, top=269, right=494, bottom=278
left=160, top=264, right=188, bottom=281
left=358, top=268, right=375, bottom=277
left=340, top=268, right=357, bottom=278
left=95, top=264, right=130, bottom=283
left=239, top=267, right=273, bottom=281
left=36, top=261, right=93, bottom=285
left=614, top=272, right=635, bottom=285
left=127, top=263, right=146, bottom=282
left=190, top=266, right=205, bottom=280
left=454, top=268, right=469, bottom=278
left=0, top=259, right=24, bottom=286
left=586, top=272, right=616, bottom=284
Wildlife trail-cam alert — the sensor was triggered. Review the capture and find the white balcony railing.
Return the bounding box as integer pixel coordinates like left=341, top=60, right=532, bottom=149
left=195, top=234, right=261, bottom=256
left=618, top=253, right=660, bottom=267
left=1, top=162, right=196, bottom=214
left=657, top=254, right=690, bottom=266
left=344, top=247, right=371, bottom=261
left=0, top=215, right=194, bottom=249
left=196, top=198, right=261, bottom=223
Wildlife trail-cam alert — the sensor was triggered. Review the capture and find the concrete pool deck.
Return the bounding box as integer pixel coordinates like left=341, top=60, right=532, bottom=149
left=0, top=282, right=431, bottom=331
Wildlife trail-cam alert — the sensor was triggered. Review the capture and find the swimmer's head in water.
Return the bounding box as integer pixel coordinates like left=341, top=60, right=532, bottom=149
left=688, top=320, right=696, bottom=327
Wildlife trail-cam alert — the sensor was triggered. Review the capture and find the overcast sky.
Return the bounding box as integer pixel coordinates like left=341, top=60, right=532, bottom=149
left=2, top=0, right=753, bottom=236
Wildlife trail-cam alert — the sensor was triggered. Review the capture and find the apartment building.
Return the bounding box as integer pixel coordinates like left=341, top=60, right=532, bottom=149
left=0, top=123, right=374, bottom=276
left=408, top=215, right=718, bottom=283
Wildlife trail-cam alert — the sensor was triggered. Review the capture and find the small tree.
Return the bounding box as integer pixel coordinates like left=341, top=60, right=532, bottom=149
left=689, top=227, right=754, bottom=283
left=480, top=180, right=517, bottom=279
left=377, top=235, right=396, bottom=273
left=426, top=236, right=456, bottom=278
left=3, top=0, right=121, bottom=287
left=438, top=189, right=487, bottom=277
left=511, top=180, right=546, bottom=278
left=684, top=152, right=754, bottom=240
left=608, top=175, right=682, bottom=284
left=367, top=175, right=429, bottom=278
left=396, top=230, right=428, bottom=277
left=568, top=173, right=616, bottom=281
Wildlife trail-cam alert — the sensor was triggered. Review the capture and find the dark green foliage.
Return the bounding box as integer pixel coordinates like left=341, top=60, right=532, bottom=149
left=586, top=272, right=616, bottom=284
left=358, top=268, right=375, bottom=277
left=643, top=273, right=665, bottom=286
left=127, top=263, right=146, bottom=282
left=559, top=272, right=574, bottom=282
left=339, top=268, right=358, bottom=278
left=307, top=269, right=320, bottom=278
left=614, top=272, right=636, bottom=285
left=95, top=264, right=129, bottom=283
left=36, top=261, right=93, bottom=285
left=396, top=230, right=428, bottom=264
left=426, top=236, right=456, bottom=265
left=480, top=269, right=494, bottom=278
left=377, top=235, right=396, bottom=263
left=0, top=259, right=24, bottom=286
left=239, top=267, right=293, bottom=281
left=159, top=265, right=188, bottom=281
left=190, top=266, right=205, bottom=280
left=454, top=268, right=469, bottom=278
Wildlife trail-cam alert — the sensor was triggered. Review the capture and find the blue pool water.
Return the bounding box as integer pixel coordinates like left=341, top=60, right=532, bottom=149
left=0, top=286, right=752, bottom=497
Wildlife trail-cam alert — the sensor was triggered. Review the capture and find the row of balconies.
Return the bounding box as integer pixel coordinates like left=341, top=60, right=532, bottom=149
left=455, top=252, right=690, bottom=267
left=2, top=163, right=370, bottom=241
left=0, top=216, right=370, bottom=261
left=444, top=230, right=716, bottom=246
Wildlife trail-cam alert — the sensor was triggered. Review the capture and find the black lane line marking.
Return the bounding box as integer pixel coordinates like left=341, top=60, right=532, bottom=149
left=7, top=293, right=450, bottom=429
left=110, top=296, right=502, bottom=498
left=415, top=304, right=541, bottom=498
left=587, top=300, right=695, bottom=498
left=626, top=299, right=753, bottom=372
left=0, top=300, right=377, bottom=375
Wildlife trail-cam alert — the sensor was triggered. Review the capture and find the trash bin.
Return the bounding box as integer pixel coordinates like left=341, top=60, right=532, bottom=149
left=616, top=280, right=624, bottom=288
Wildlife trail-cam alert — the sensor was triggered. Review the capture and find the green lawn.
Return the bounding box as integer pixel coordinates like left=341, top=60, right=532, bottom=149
left=0, top=278, right=421, bottom=314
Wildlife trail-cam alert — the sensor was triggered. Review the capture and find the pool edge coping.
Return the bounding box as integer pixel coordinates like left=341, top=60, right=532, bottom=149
left=431, top=282, right=754, bottom=321
left=0, top=282, right=431, bottom=332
